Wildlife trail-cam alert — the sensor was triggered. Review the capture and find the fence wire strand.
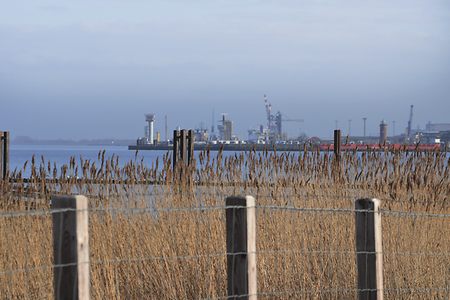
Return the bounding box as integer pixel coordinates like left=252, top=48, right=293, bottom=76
left=1, top=192, right=449, bottom=299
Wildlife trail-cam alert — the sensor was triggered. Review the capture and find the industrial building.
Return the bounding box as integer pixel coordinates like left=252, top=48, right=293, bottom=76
left=218, top=114, right=233, bottom=141
left=194, top=123, right=209, bottom=143
left=425, top=123, right=450, bottom=132
left=411, top=122, right=450, bottom=146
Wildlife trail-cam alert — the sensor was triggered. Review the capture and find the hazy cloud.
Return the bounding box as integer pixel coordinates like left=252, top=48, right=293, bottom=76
left=37, top=5, right=70, bottom=12
left=1, top=1, right=449, bottom=140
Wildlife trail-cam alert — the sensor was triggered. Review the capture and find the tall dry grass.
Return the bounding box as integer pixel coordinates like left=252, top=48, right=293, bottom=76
left=1, top=146, right=449, bottom=299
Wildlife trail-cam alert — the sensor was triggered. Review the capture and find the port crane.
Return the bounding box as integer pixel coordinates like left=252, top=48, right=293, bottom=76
left=210, top=109, right=217, bottom=141
left=407, top=105, right=413, bottom=140
left=264, top=95, right=304, bottom=139
left=264, top=94, right=274, bottom=130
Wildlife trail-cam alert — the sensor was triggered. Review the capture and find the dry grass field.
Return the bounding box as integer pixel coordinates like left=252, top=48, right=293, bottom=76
left=1, top=146, right=449, bottom=299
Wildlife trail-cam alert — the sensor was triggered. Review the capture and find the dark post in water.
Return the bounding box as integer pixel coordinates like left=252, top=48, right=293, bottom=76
left=1, top=131, right=10, bottom=180
left=173, top=129, right=195, bottom=180
left=334, top=129, right=341, bottom=162
left=187, top=129, right=194, bottom=165
left=173, top=130, right=180, bottom=179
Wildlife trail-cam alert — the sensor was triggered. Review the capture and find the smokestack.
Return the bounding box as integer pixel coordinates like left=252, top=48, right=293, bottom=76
left=380, top=120, right=387, bottom=144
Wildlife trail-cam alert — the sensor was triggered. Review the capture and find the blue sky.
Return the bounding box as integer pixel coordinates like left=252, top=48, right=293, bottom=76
left=1, top=0, right=449, bottom=141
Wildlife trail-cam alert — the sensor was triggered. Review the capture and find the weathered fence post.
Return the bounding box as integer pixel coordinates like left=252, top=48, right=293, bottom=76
left=1, top=131, right=10, bottom=180
left=52, top=195, right=90, bottom=300
left=226, top=196, right=257, bottom=300
left=355, top=198, right=383, bottom=300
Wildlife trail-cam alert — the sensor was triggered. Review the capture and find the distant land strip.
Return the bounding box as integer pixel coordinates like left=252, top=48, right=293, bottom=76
left=11, top=136, right=135, bottom=146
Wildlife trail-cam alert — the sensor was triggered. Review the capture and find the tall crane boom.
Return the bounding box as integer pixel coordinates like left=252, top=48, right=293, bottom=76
left=263, top=94, right=304, bottom=140
left=407, top=105, right=414, bottom=138
left=210, top=109, right=216, bottom=141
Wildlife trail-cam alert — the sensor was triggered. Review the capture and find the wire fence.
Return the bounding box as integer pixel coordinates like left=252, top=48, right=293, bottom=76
left=1, top=192, right=449, bottom=300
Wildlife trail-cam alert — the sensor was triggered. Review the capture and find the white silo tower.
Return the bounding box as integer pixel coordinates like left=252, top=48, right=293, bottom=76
left=145, top=114, right=156, bottom=144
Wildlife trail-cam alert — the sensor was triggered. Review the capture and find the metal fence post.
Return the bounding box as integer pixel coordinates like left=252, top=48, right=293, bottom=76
left=355, top=198, right=383, bottom=300
left=52, top=195, right=90, bottom=300
left=226, top=196, right=257, bottom=300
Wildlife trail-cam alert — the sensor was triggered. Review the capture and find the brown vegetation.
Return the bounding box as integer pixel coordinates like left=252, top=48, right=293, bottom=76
left=1, top=147, right=449, bottom=299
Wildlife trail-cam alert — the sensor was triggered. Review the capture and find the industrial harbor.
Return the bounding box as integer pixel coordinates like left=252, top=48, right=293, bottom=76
left=129, top=97, right=450, bottom=152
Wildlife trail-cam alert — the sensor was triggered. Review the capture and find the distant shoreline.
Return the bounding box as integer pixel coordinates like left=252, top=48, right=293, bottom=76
left=10, top=136, right=135, bottom=146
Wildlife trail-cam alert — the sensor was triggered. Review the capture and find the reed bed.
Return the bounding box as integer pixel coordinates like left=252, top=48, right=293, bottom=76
left=1, top=146, right=449, bottom=299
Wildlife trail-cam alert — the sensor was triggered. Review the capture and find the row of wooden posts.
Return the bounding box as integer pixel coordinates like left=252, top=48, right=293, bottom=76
left=0, top=131, right=10, bottom=180
left=51, top=195, right=382, bottom=300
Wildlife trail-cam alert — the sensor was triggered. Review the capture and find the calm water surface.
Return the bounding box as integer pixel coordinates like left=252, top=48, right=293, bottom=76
left=8, top=145, right=239, bottom=178
left=9, top=145, right=169, bottom=178
left=8, top=145, right=449, bottom=179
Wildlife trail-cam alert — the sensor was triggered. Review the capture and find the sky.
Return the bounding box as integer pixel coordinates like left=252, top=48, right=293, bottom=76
left=1, top=0, right=449, bottom=141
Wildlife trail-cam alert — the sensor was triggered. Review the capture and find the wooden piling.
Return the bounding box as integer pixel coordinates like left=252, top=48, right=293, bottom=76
left=1, top=131, right=9, bottom=180
left=0, top=132, right=3, bottom=179
left=173, top=130, right=179, bottom=178
left=334, top=129, right=341, bottom=162
left=187, top=129, right=194, bottom=165
left=180, top=129, right=187, bottom=163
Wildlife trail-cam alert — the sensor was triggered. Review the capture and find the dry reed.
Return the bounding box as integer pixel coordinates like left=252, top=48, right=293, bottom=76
left=1, top=147, right=449, bottom=299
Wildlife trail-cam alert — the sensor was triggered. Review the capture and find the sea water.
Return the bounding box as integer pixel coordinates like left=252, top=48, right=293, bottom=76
left=8, top=145, right=169, bottom=178
left=8, top=145, right=449, bottom=179
left=8, top=145, right=242, bottom=178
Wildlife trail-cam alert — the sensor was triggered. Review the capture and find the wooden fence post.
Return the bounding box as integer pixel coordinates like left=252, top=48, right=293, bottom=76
left=355, top=198, right=383, bottom=300
left=226, top=196, right=257, bottom=300
left=52, top=195, right=90, bottom=300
